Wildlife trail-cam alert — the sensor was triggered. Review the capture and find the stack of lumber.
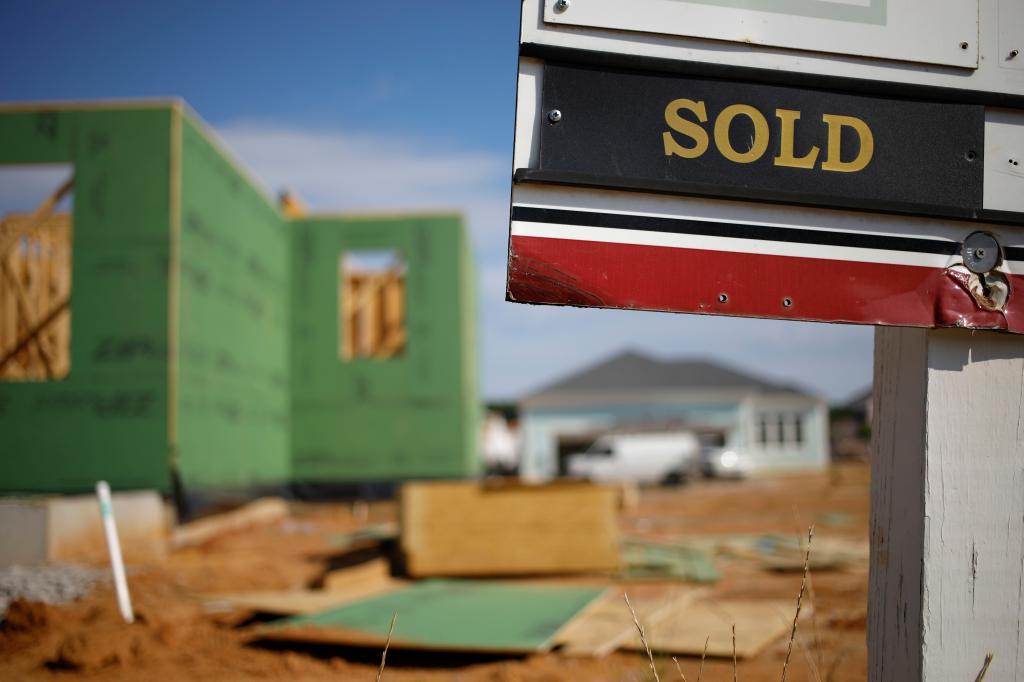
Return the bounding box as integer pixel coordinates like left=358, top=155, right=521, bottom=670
left=399, top=480, right=620, bottom=577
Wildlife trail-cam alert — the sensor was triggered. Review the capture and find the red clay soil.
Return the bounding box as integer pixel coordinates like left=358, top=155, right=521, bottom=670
left=0, top=464, right=870, bottom=681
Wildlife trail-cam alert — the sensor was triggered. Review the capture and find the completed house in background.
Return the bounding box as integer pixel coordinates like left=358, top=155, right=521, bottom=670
left=518, top=351, right=828, bottom=479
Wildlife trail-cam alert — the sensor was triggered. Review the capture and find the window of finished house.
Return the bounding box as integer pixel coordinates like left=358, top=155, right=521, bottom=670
left=339, top=250, right=407, bottom=360
left=757, top=414, right=770, bottom=445
left=786, top=413, right=805, bottom=445
left=756, top=412, right=805, bottom=447
left=0, top=168, right=74, bottom=382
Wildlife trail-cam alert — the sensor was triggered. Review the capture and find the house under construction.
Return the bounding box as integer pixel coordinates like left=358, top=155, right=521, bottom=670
left=0, top=101, right=479, bottom=496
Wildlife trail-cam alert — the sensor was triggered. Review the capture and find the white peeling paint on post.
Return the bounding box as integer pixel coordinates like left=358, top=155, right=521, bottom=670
left=870, top=327, right=1024, bottom=681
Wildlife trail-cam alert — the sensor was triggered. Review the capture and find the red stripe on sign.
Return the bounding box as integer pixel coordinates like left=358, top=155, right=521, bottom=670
left=507, top=235, right=1024, bottom=333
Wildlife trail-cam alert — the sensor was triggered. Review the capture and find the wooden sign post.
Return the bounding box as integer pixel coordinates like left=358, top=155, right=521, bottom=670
left=871, top=327, right=1024, bottom=679
left=507, top=1, right=1024, bottom=678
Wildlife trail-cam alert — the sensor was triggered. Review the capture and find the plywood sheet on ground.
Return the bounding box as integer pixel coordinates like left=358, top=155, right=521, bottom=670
left=202, top=589, right=388, bottom=616
left=624, top=599, right=799, bottom=659
left=400, top=480, right=620, bottom=577
left=555, top=587, right=704, bottom=657
left=322, top=557, right=393, bottom=592
left=260, top=579, right=607, bottom=653
left=204, top=559, right=403, bottom=615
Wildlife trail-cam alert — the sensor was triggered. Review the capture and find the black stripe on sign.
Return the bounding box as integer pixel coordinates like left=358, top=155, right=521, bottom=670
left=512, top=205, right=962, bottom=257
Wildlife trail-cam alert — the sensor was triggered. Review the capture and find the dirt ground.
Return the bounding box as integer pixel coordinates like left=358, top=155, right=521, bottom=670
left=0, top=464, right=870, bottom=681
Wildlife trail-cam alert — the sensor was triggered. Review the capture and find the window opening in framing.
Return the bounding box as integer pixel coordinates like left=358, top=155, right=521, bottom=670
left=339, top=250, right=406, bottom=360
left=0, top=168, right=74, bottom=381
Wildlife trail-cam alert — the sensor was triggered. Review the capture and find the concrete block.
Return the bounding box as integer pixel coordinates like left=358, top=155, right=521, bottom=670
left=0, top=490, right=168, bottom=566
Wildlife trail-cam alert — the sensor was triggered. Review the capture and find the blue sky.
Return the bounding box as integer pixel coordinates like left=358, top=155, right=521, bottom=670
left=0, top=1, right=872, bottom=402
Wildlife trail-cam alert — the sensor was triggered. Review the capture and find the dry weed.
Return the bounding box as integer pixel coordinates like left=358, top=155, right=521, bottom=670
left=375, top=611, right=396, bottom=682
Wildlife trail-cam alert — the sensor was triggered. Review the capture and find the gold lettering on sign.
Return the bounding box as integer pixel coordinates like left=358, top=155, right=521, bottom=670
left=821, top=114, right=874, bottom=173
left=774, top=109, right=820, bottom=169
left=660, top=99, right=874, bottom=172
left=663, top=99, right=709, bottom=158
left=714, top=104, right=769, bottom=164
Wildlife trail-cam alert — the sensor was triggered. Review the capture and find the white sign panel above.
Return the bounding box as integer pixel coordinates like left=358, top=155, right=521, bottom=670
left=523, top=0, right=1024, bottom=101
left=544, top=0, right=978, bottom=69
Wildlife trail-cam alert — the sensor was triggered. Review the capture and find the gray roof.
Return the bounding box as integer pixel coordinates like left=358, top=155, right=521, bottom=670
left=526, top=350, right=807, bottom=399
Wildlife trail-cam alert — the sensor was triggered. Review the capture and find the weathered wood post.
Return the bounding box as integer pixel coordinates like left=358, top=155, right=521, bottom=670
left=871, top=327, right=1024, bottom=680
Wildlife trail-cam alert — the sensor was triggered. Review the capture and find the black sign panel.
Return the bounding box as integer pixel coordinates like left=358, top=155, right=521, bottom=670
left=527, top=62, right=986, bottom=220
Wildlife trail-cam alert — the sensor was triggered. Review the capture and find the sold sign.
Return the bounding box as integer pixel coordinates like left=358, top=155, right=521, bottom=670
left=663, top=99, right=874, bottom=174
left=519, top=62, right=983, bottom=220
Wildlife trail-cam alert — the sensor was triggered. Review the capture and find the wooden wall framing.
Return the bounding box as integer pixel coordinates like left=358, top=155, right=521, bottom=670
left=340, top=267, right=406, bottom=360
left=0, top=177, right=73, bottom=381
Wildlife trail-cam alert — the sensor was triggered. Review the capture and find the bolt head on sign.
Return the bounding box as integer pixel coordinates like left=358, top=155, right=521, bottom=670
left=506, top=0, right=1024, bottom=333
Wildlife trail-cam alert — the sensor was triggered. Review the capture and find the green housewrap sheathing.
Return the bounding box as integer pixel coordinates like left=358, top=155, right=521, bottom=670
left=291, top=214, right=479, bottom=481
left=0, top=101, right=479, bottom=494
left=176, top=116, right=291, bottom=489
left=0, top=105, right=173, bottom=493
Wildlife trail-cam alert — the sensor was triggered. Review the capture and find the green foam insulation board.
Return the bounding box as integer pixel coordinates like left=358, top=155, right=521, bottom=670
left=267, top=579, right=606, bottom=653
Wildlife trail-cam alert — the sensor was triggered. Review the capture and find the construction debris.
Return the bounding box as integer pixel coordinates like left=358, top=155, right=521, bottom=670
left=554, top=587, right=704, bottom=657
left=719, top=534, right=867, bottom=572
left=260, top=579, right=607, bottom=654
left=328, top=523, right=398, bottom=551
left=171, top=498, right=289, bottom=551
left=400, top=480, right=620, bottom=577
left=623, top=599, right=806, bottom=659
left=620, top=538, right=720, bottom=583
left=321, top=557, right=394, bottom=593
left=201, top=581, right=407, bottom=617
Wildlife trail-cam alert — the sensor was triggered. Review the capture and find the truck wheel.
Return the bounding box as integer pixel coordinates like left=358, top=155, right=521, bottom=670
left=661, top=471, right=687, bottom=486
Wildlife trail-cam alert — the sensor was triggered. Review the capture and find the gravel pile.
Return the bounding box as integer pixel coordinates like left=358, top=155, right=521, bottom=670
left=0, top=564, right=104, bottom=618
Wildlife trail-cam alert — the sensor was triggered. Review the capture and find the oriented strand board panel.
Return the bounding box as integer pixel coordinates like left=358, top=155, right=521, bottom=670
left=0, top=106, right=174, bottom=493
left=555, top=588, right=703, bottom=657
left=400, top=481, right=620, bottom=577
left=263, top=580, right=606, bottom=653
left=289, top=216, right=478, bottom=481
left=202, top=576, right=405, bottom=616
left=624, top=599, right=799, bottom=659
left=176, top=115, right=290, bottom=489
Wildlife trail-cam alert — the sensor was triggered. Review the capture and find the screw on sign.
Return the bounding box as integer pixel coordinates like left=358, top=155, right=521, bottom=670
left=508, top=1, right=1024, bottom=680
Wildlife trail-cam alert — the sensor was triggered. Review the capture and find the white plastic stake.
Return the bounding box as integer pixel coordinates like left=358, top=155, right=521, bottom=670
left=96, top=480, right=134, bottom=624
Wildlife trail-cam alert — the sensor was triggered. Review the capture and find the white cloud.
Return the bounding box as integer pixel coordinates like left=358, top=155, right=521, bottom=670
left=216, top=121, right=510, bottom=251
left=212, top=121, right=872, bottom=404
